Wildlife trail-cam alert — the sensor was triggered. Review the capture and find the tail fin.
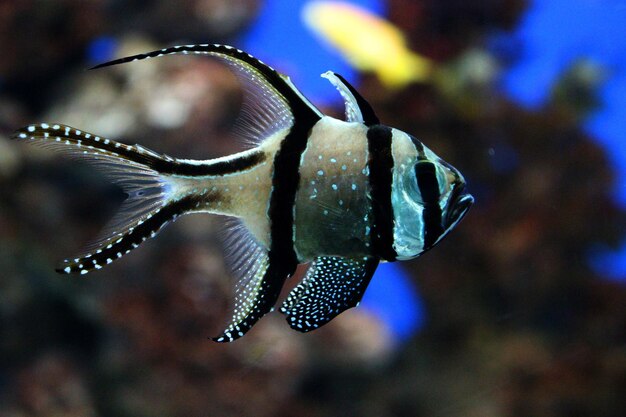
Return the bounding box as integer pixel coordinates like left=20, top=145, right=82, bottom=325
left=12, top=123, right=185, bottom=275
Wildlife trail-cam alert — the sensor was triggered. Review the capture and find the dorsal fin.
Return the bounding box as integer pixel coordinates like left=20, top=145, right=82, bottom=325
left=321, top=71, right=379, bottom=126
left=91, top=44, right=323, bottom=148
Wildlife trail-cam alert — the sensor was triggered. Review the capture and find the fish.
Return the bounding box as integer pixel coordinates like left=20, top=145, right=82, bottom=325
left=302, top=1, right=433, bottom=88
left=12, top=44, right=473, bottom=342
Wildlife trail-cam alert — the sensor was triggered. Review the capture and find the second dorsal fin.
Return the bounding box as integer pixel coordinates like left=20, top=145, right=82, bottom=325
left=322, top=71, right=379, bottom=126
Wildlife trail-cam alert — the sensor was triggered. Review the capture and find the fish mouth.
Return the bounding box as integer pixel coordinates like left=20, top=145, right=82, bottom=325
left=445, top=186, right=474, bottom=227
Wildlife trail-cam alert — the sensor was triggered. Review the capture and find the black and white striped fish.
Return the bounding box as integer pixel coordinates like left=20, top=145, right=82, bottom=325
left=13, top=44, right=473, bottom=342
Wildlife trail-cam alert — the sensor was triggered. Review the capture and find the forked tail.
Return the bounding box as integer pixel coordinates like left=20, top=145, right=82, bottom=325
left=12, top=123, right=201, bottom=274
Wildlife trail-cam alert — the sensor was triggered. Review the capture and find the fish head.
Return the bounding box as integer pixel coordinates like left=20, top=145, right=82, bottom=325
left=391, top=132, right=474, bottom=260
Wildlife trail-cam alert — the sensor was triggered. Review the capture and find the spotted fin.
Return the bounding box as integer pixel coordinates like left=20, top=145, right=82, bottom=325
left=321, top=71, right=379, bottom=126
left=280, top=256, right=379, bottom=332
left=209, top=219, right=269, bottom=342
left=211, top=220, right=296, bottom=342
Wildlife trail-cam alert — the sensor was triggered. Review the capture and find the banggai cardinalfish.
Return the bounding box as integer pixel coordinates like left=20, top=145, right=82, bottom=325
left=13, top=44, right=473, bottom=342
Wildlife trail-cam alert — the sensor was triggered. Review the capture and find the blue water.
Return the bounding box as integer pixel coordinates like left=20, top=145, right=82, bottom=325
left=87, top=36, right=118, bottom=65
left=500, top=0, right=626, bottom=282
left=361, top=262, right=425, bottom=341
left=239, top=0, right=385, bottom=106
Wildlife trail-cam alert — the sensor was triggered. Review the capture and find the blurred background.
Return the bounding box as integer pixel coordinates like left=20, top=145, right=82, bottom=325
left=1, top=0, right=625, bottom=416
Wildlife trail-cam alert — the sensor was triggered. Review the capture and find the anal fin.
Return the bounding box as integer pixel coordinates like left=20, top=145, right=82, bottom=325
left=280, top=256, right=379, bottom=332
left=211, top=257, right=292, bottom=343
left=211, top=220, right=290, bottom=342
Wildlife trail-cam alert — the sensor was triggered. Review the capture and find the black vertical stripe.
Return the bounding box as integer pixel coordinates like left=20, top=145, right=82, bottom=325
left=415, top=161, right=443, bottom=249
left=213, top=106, right=319, bottom=338
left=209, top=116, right=319, bottom=342
left=367, top=125, right=397, bottom=261
left=415, top=161, right=440, bottom=203
left=267, top=116, right=319, bottom=271
left=212, top=96, right=320, bottom=339
left=234, top=114, right=319, bottom=334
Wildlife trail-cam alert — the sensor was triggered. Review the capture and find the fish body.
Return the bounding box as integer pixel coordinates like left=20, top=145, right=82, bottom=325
left=13, top=44, right=473, bottom=342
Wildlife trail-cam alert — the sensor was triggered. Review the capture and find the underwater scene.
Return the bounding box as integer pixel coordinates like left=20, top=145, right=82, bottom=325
left=0, top=1, right=624, bottom=416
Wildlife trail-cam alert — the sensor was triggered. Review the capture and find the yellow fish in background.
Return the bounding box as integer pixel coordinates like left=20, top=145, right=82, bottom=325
left=303, top=1, right=433, bottom=88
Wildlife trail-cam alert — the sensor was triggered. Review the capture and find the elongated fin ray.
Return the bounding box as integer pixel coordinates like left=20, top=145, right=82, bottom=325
left=13, top=123, right=176, bottom=167
left=91, top=44, right=323, bottom=147
left=59, top=196, right=201, bottom=274
left=280, top=256, right=379, bottom=332
left=12, top=122, right=263, bottom=177
left=322, top=71, right=379, bottom=126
